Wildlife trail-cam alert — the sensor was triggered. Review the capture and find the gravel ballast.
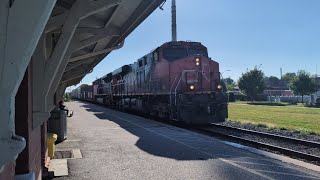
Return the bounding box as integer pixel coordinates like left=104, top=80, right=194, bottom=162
left=222, top=121, right=320, bottom=143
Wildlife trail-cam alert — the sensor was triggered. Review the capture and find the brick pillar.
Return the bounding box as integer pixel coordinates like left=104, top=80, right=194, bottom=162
left=15, top=66, right=42, bottom=180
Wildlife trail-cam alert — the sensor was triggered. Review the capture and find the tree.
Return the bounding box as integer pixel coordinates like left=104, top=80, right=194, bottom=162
left=238, top=68, right=266, bottom=101
left=223, top=77, right=235, bottom=85
left=226, top=84, right=236, bottom=91
left=289, top=70, right=317, bottom=103
left=268, top=76, right=280, bottom=82
left=282, top=72, right=296, bottom=83
left=64, top=93, right=71, bottom=102
left=222, top=77, right=236, bottom=91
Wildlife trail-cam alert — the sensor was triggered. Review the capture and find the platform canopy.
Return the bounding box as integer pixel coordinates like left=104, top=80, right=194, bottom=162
left=49, top=0, right=164, bottom=89
left=37, top=0, right=166, bottom=127
left=0, top=0, right=164, bottom=170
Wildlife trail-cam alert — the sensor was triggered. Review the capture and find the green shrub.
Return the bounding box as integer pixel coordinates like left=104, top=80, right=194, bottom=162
left=288, top=101, right=297, bottom=105
left=64, top=93, right=71, bottom=102
left=316, top=99, right=320, bottom=107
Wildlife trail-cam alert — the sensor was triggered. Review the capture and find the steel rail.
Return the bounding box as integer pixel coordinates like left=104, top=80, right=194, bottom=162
left=209, top=123, right=320, bottom=149
left=200, top=126, right=320, bottom=163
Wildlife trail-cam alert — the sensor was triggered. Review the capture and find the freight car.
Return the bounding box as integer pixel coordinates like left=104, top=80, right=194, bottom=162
left=79, top=41, right=228, bottom=124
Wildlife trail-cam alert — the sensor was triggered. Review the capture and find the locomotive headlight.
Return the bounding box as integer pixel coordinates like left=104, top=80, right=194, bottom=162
left=190, top=85, right=195, bottom=90
left=217, top=85, right=222, bottom=89
left=195, top=57, right=200, bottom=66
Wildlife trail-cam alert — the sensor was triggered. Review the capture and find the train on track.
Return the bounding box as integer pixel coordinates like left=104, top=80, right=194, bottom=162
left=71, top=41, right=228, bottom=124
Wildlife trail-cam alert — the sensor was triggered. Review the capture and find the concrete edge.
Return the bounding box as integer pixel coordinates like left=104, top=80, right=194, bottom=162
left=71, top=149, right=83, bottom=159
left=222, top=141, right=320, bottom=173
left=48, top=159, right=68, bottom=177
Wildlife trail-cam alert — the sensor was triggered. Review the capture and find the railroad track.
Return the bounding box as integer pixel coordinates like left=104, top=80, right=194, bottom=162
left=199, top=124, right=320, bottom=164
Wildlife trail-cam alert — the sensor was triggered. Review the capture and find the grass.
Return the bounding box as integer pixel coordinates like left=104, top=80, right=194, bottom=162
left=228, top=103, right=320, bottom=135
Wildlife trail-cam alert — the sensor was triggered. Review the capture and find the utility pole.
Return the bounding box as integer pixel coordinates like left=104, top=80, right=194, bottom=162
left=171, top=0, right=177, bottom=41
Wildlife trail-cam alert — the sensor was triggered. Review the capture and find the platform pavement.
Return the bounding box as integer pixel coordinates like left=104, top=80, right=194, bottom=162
left=54, top=101, right=320, bottom=180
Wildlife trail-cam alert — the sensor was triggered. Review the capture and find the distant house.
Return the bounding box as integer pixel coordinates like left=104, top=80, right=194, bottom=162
left=263, top=78, right=293, bottom=96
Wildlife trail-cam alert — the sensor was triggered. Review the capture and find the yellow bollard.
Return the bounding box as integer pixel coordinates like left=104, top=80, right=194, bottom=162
left=47, top=133, right=58, bottom=159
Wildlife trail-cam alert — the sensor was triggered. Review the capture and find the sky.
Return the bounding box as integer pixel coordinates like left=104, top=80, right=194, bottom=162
left=70, top=0, right=320, bottom=90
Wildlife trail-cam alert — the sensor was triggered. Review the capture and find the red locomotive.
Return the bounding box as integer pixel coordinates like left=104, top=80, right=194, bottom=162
left=84, top=41, right=228, bottom=124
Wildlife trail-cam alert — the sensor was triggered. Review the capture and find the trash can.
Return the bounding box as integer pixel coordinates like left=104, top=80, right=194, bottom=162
left=47, top=133, right=57, bottom=159
left=48, top=109, right=67, bottom=143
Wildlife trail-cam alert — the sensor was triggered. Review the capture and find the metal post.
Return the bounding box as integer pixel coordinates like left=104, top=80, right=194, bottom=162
left=171, top=0, right=177, bottom=42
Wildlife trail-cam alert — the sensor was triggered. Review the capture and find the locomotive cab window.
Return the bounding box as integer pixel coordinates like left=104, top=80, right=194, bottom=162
left=188, top=49, right=208, bottom=57
left=163, top=48, right=188, bottom=61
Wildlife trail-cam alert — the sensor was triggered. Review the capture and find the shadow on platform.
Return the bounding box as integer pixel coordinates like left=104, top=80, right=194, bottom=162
left=78, top=102, right=244, bottom=162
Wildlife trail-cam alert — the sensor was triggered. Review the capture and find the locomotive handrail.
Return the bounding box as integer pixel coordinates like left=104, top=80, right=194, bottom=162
left=171, top=70, right=196, bottom=106
left=175, top=70, right=196, bottom=105
left=170, top=73, right=181, bottom=94
left=169, top=72, right=182, bottom=105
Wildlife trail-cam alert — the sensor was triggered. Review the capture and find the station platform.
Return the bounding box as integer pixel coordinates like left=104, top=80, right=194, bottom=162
left=54, top=101, right=320, bottom=180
